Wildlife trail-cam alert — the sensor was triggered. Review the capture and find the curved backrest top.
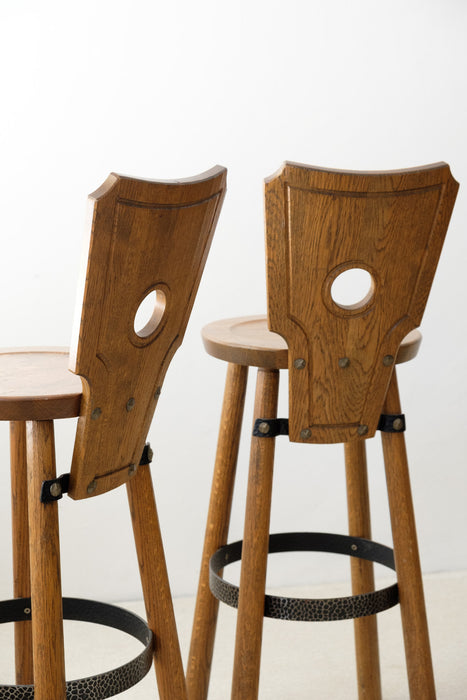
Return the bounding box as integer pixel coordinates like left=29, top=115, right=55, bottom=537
left=68, top=166, right=226, bottom=499
left=265, top=161, right=458, bottom=444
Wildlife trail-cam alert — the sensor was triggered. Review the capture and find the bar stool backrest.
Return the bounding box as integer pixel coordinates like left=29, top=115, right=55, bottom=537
left=265, top=162, right=458, bottom=445
left=68, top=167, right=227, bottom=499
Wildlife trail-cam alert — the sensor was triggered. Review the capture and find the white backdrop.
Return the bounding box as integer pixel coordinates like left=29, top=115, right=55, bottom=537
left=0, top=0, right=465, bottom=603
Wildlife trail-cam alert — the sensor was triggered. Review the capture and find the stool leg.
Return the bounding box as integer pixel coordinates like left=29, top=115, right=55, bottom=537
left=10, top=421, right=34, bottom=686
left=381, top=369, right=436, bottom=699
left=231, top=368, right=279, bottom=700
left=26, top=420, right=66, bottom=700
left=127, top=462, right=187, bottom=700
left=344, top=440, right=382, bottom=700
left=187, top=363, right=249, bottom=700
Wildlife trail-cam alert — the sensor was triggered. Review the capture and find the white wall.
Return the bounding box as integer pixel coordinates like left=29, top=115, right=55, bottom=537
left=0, top=0, right=465, bottom=603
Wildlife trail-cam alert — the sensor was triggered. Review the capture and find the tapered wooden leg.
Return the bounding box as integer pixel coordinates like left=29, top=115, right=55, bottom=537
left=26, top=420, right=66, bottom=700
left=10, top=421, right=34, bottom=686
left=187, top=363, right=248, bottom=700
left=344, top=440, right=382, bottom=700
left=381, top=369, right=436, bottom=699
left=231, top=368, right=279, bottom=700
left=127, top=462, right=187, bottom=700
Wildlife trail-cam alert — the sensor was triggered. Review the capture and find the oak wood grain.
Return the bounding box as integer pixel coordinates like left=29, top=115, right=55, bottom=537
left=127, top=463, right=187, bottom=700
left=187, top=363, right=248, bottom=700
left=231, top=369, right=279, bottom=700
left=382, top=370, right=436, bottom=698
left=10, top=421, right=34, bottom=685
left=265, top=162, right=458, bottom=444
left=68, top=167, right=226, bottom=499
left=0, top=349, right=81, bottom=420
left=345, top=440, right=382, bottom=700
left=26, top=420, right=66, bottom=700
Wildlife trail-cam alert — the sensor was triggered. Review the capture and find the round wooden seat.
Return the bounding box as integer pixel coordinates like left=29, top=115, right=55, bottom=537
left=202, top=315, right=422, bottom=369
left=0, top=348, right=82, bottom=421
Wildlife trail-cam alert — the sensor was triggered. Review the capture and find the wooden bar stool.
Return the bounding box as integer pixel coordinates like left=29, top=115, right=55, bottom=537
left=0, top=166, right=226, bottom=700
left=187, top=162, right=458, bottom=700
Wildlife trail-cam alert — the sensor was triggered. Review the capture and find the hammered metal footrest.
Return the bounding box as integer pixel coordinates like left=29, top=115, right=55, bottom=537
left=210, top=532, right=399, bottom=621
left=0, top=597, right=153, bottom=699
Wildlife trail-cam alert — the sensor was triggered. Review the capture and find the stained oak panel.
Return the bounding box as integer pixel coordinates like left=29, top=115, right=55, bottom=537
left=265, top=163, right=458, bottom=443
left=69, top=167, right=226, bottom=498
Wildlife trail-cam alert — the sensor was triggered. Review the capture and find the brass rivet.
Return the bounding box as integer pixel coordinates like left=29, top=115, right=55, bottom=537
left=383, top=355, right=394, bottom=367
left=49, top=482, right=62, bottom=498
left=126, top=398, right=136, bottom=412
left=300, top=428, right=312, bottom=440
left=24, top=607, right=31, bottom=615
left=87, top=480, right=97, bottom=494
left=91, top=408, right=102, bottom=420
left=294, top=358, right=306, bottom=370
left=357, top=425, right=369, bottom=436
left=351, top=544, right=358, bottom=552
left=258, top=422, right=270, bottom=435
left=338, top=357, right=350, bottom=369
left=128, top=464, right=137, bottom=476
left=392, top=418, right=404, bottom=431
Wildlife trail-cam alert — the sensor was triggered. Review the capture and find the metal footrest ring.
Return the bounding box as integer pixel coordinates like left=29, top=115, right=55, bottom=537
left=0, top=597, right=153, bottom=699
left=210, top=532, right=399, bottom=622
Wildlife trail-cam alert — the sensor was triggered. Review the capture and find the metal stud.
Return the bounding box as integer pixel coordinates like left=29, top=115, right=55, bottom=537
left=300, top=428, right=312, bottom=440
left=293, top=358, right=306, bottom=370
left=392, top=417, right=404, bottom=431
left=257, top=421, right=270, bottom=435
left=87, top=480, right=97, bottom=494
left=91, top=408, right=102, bottom=420
left=357, top=425, right=369, bottom=436
left=126, top=398, right=136, bottom=412
left=24, top=607, right=31, bottom=615
left=383, top=355, right=394, bottom=367
left=351, top=543, right=358, bottom=552
left=338, top=357, right=350, bottom=369
left=49, top=482, right=62, bottom=498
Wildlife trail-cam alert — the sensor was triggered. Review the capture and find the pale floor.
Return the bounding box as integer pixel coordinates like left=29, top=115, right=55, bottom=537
left=0, top=571, right=465, bottom=699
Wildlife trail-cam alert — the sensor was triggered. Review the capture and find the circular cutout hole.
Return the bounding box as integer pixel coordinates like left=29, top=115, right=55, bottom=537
left=330, top=268, right=374, bottom=309
left=134, top=289, right=166, bottom=338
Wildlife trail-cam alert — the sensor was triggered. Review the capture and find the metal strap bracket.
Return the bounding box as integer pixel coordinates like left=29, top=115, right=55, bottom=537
left=253, top=418, right=289, bottom=438
left=40, top=442, right=154, bottom=503
left=40, top=473, right=70, bottom=503
left=377, top=414, right=406, bottom=433
left=254, top=415, right=406, bottom=438
left=139, top=442, right=154, bottom=465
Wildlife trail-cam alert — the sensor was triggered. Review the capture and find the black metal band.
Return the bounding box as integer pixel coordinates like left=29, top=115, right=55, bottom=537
left=0, top=597, right=153, bottom=699
left=253, top=416, right=406, bottom=439
left=210, top=532, right=399, bottom=622
left=253, top=418, right=289, bottom=438
left=377, top=414, right=406, bottom=432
